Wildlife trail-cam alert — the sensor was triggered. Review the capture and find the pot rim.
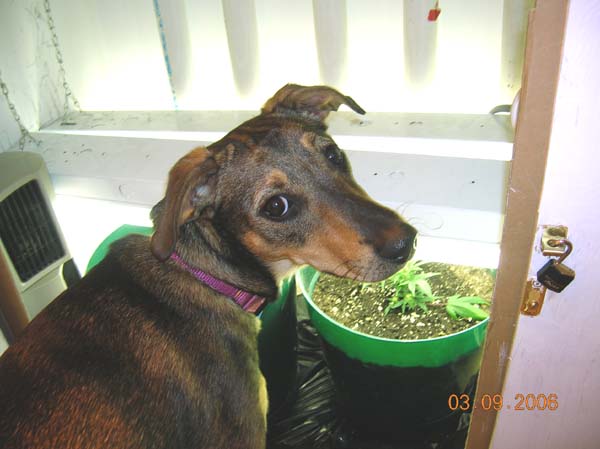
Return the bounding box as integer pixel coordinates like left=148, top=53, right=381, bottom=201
left=298, top=265, right=489, bottom=344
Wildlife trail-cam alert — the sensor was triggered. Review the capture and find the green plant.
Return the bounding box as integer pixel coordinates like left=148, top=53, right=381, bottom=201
left=382, top=261, right=490, bottom=321
left=446, top=295, right=490, bottom=321
left=382, top=260, right=438, bottom=315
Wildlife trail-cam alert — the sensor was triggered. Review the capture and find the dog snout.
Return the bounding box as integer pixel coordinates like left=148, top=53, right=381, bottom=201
left=376, top=223, right=418, bottom=264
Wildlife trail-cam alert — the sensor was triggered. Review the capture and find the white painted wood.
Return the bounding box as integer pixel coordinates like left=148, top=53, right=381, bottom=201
left=344, top=0, right=505, bottom=112
left=153, top=0, right=193, bottom=103
left=403, top=0, right=438, bottom=88
left=24, top=132, right=508, bottom=218
left=25, top=133, right=196, bottom=205
left=313, top=0, right=348, bottom=86
left=491, top=2, right=600, bottom=448
left=222, top=0, right=259, bottom=95
left=40, top=110, right=514, bottom=160
left=0, top=0, right=508, bottom=114
left=253, top=0, right=320, bottom=100
left=50, top=0, right=173, bottom=110
left=500, top=0, right=535, bottom=98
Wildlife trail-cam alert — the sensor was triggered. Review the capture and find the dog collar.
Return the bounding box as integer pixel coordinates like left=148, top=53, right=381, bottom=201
left=169, top=252, right=267, bottom=315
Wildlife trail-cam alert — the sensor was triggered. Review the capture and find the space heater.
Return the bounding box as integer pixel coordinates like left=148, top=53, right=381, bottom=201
left=0, top=151, right=78, bottom=343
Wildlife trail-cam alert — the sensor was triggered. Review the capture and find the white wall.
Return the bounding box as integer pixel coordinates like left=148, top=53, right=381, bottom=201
left=0, top=0, right=63, bottom=151
left=491, top=1, right=600, bottom=448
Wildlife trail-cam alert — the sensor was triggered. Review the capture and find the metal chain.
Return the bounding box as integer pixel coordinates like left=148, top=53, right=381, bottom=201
left=43, top=0, right=81, bottom=114
left=0, top=70, right=41, bottom=151
left=0, top=1, right=79, bottom=151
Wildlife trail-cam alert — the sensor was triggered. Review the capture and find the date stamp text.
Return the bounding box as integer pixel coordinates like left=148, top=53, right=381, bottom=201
left=448, top=393, right=558, bottom=412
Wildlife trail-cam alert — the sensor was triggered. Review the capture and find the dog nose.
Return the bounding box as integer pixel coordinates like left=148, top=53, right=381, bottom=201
left=377, top=224, right=418, bottom=263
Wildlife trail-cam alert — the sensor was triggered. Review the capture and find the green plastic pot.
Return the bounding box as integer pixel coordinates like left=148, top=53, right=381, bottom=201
left=297, top=266, right=488, bottom=368
left=297, top=265, right=488, bottom=440
left=87, top=225, right=297, bottom=414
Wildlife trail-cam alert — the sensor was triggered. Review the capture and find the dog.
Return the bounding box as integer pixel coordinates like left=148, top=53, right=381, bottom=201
left=0, top=84, right=417, bottom=449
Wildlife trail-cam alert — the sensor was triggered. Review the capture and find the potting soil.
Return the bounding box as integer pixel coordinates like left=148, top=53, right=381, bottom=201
left=312, top=264, right=494, bottom=340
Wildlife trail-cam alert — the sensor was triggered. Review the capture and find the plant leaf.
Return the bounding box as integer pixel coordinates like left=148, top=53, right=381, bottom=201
left=447, top=303, right=489, bottom=321
left=447, top=305, right=458, bottom=320
left=456, top=296, right=490, bottom=306
left=416, top=280, right=433, bottom=297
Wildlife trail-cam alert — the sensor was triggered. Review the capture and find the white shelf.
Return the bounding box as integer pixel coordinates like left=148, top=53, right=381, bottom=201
left=20, top=110, right=509, bottom=266
left=24, top=131, right=509, bottom=213
left=40, top=110, right=514, bottom=161
left=27, top=133, right=193, bottom=205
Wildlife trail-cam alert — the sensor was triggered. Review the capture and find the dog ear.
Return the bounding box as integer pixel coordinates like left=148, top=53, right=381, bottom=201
left=151, top=147, right=219, bottom=261
left=261, top=84, right=366, bottom=121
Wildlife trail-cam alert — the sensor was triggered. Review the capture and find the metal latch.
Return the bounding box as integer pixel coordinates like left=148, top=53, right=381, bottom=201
left=540, top=225, right=568, bottom=256
left=521, top=279, right=546, bottom=316
left=522, top=225, right=574, bottom=316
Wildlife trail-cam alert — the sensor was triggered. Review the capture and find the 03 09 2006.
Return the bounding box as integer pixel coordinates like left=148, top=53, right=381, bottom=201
left=448, top=393, right=559, bottom=411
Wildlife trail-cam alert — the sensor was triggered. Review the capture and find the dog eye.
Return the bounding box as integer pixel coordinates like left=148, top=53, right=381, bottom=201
left=262, top=195, right=291, bottom=219
left=324, top=144, right=344, bottom=167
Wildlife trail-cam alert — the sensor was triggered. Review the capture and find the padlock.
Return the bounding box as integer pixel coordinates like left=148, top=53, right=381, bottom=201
left=536, top=238, right=575, bottom=292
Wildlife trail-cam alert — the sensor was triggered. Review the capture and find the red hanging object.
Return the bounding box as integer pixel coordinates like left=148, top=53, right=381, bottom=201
left=428, top=1, right=441, bottom=21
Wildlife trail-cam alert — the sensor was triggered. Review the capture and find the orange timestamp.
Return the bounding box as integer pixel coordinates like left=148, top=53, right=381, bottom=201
left=448, top=393, right=559, bottom=412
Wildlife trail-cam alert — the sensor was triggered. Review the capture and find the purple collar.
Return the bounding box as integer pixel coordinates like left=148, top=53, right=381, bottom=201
left=170, top=252, right=267, bottom=315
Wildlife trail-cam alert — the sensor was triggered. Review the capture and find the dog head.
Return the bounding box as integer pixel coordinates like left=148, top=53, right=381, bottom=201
left=151, top=84, right=417, bottom=282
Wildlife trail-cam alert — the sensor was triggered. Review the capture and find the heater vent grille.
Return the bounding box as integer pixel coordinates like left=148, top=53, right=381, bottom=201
left=0, top=180, right=65, bottom=283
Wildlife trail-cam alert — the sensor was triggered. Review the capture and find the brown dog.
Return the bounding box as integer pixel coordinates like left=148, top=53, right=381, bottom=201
left=0, top=85, right=416, bottom=449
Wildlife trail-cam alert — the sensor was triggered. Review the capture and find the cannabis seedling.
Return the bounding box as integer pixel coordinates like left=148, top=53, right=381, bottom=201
left=382, top=261, right=491, bottom=321
left=382, top=260, right=438, bottom=315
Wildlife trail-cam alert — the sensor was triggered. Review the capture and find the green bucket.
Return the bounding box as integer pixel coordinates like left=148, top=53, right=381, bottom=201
left=297, top=266, right=488, bottom=368
left=86, top=225, right=153, bottom=272
left=88, top=225, right=297, bottom=414
left=297, top=265, right=488, bottom=440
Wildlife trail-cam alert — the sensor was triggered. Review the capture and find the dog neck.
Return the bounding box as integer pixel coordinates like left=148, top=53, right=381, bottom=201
left=169, top=252, right=266, bottom=315
left=172, top=219, right=279, bottom=303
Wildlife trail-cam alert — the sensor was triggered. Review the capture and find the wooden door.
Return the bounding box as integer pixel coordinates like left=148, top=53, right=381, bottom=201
left=490, top=1, right=600, bottom=447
